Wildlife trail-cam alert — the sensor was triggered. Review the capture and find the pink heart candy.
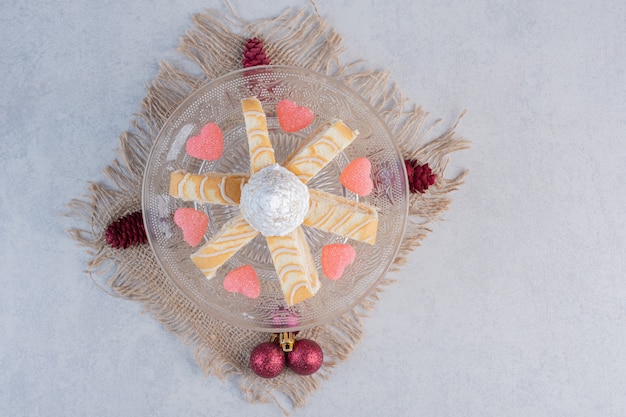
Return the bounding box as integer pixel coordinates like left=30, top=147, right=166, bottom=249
left=173, top=207, right=209, bottom=247
left=340, top=157, right=373, bottom=196
left=276, top=99, right=314, bottom=132
left=321, top=244, right=356, bottom=281
left=223, top=265, right=261, bottom=298
left=185, top=123, right=224, bottom=160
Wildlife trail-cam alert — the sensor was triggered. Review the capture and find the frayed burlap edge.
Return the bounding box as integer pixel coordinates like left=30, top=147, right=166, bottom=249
left=66, top=6, right=469, bottom=414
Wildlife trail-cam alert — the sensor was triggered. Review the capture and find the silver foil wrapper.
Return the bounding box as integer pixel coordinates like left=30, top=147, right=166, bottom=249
left=240, top=164, right=310, bottom=237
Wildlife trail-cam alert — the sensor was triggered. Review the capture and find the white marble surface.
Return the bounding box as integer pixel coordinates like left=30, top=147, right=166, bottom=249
left=2, top=0, right=625, bottom=415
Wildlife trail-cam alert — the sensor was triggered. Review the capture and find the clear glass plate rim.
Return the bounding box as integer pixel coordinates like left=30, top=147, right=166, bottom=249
left=141, top=65, right=410, bottom=332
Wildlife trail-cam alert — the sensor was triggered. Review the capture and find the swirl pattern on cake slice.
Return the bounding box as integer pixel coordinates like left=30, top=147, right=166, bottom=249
left=304, top=189, right=378, bottom=245
left=282, top=119, right=358, bottom=184
left=241, top=97, right=275, bottom=173
left=190, top=214, right=259, bottom=280
left=266, top=227, right=320, bottom=306
left=169, top=171, right=249, bottom=205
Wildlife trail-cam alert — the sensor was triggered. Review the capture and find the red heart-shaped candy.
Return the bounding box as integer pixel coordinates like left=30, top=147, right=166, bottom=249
left=223, top=265, right=261, bottom=298
left=185, top=123, right=224, bottom=160
left=276, top=100, right=314, bottom=132
left=340, top=157, right=373, bottom=196
left=321, top=244, right=356, bottom=280
left=173, top=207, right=209, bottom=247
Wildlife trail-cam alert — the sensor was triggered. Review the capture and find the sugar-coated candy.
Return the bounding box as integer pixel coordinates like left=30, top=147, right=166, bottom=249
left=339, top=157, right=373, bottom=196
left=223, top=265, right=261, bottom=298
left=271, top=307, right=300, bottom=328
left=321, top=243, right=356, bottom=280
left=276, top=99, right=314, bottom=132
left=173, top=207, right=209, bottom=246
left=185, top=122, right=224, bottom=160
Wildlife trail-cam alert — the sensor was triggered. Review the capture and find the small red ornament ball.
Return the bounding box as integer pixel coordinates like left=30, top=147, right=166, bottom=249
left=286, top=339, right=323, bottom=375
left=250, top=342, right=285, bottom=378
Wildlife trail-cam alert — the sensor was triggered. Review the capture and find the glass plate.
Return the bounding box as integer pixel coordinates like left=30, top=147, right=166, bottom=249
left=142, top=65, right=408, bottom=332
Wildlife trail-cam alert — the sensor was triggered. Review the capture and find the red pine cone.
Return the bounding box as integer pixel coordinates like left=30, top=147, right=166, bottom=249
left=105, top=211, right=147, bottom=249
left=242, top=37, right=271, bottom=68
left=405, top=160, right=437, bottom=194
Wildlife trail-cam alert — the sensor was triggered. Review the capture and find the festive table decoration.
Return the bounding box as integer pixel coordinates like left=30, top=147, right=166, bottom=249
left=250, top=332, right=323, bottom=378
left=405, top=160, right=438, bottom=194
left=104, top=211, right=147, bottom=249
left=250, top=341, right=286, bottom=378
left=242, top=37, right=271, bottom=68
left=68, top=6, right=469, bottom=413
left=286, top=338, right=323, bottom=376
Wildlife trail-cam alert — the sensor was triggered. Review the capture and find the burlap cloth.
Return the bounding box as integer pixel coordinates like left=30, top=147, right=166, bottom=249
left=68, top=5, right=469, bottom=413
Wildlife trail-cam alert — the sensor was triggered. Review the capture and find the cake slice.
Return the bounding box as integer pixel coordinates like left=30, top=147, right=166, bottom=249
left=190, top=214, right=259, bottom=280
left=241, top=97, right=275, bottom=173
left=266, top=227, right=320, bottom=306
left=282, top=119, right=358, bottom=184
left=303, top=189, right=378, bottom=245
left=169, top=170, right=249, bottom=205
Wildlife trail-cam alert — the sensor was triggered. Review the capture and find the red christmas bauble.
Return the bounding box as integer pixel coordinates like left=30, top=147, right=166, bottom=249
left=250, top=342, right=285, bottom=378
left=286, top=339, right=323, bottom=375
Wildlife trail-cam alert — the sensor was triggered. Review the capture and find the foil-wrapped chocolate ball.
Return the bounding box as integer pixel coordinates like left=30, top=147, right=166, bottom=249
left=240, top=164, right=310, bottom=237
left=286, top=339, right=323, bottom=375
left=250, top=342, right=285, bottom=378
